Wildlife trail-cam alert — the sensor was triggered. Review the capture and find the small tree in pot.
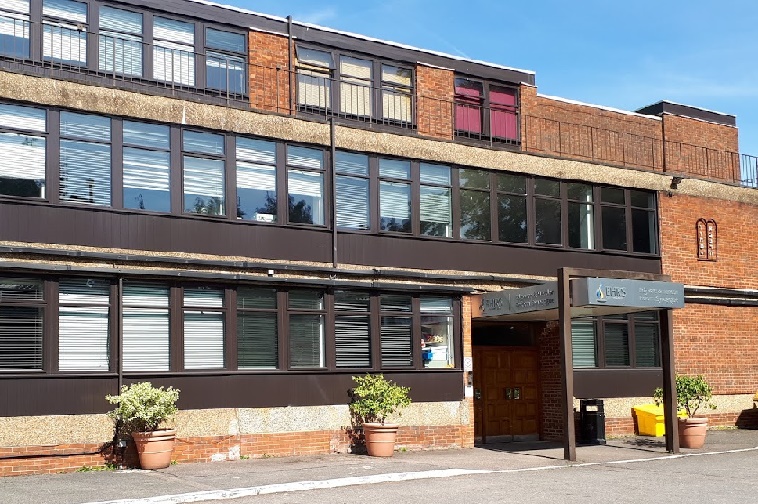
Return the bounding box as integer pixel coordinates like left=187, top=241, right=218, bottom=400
left=350, top=374, right=411, bottom=457
left=654, top=374, right=715, bottom=449
left=107, top=382, right=180, bottom=469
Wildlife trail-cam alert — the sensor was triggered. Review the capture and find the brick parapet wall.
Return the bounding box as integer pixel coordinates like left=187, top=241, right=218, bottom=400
left=662, top=115, right=739, bottom=181
left=248, top=31, right=290, bottom=114
left=416, top=64, right=454, bottom=141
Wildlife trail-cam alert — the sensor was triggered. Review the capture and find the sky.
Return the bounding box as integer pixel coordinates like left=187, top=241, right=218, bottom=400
left=231, top=0, right=758, bottom=157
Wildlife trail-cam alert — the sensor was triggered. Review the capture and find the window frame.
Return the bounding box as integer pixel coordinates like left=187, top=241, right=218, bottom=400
left=454, top=76, right=520, bottom=146
left=572, top=312, right=662, bottom=370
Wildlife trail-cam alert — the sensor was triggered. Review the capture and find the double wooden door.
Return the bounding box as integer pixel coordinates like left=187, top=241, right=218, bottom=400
left=473, top=347, right=540, bottom=442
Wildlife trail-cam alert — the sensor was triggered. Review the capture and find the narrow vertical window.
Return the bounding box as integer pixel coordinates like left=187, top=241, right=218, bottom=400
left=497, top=173, right=527, bottom=243
left=459, top=168, right=491, bottom=241
left=631, top=190, right=657, bottom=254
left=339, top=56, right=371, bottom=118
left=122, top=283, right=169, bottom=372
left=0, top=0, right=30, bottom=59
left=205, top=28, right=246, bottom=96
left=236, top=137, right=276, bottom=222
left=183, top=287, right=224, bottom=370
left=123, top=121, right=170, bottom=212
left=42, top=0, right=87, bottom=66
left=601, top=187, right=627, bottom=251
left=604, top=316, right=630, bottom=367
left=420, top=297, right=453, bottom=368
left=633, top=312, right=660, bottom=367
left=0, top=103, right=46, bottom=198
left=183, top=130, right=225, bottom=216
left=59, top=112, right=111, bottom=206
left=288, top=290, right=324, bottom=368
left=454, top=78, right=483, bottom=138
left=567, top=183, right=594, bottom=249
left=58, top=278, right=110, bottom=371
left=534, top=178, right=561, bottom=245
left=420, top=163, right=451, bottom=237
left=287, top=146, right=324, bottom=225
left=380, top=294, right=412, bottom=367
left=237, top=288, right=277, bottom=369
left=381, top=65, right=412, bottom=124
left=0, top=278, right=44, bottom=371
left=99, top=6, right=142, bottom=77
left=153, top=17, right=194, bottom=86
left=489, top=86, right=518, bottom=142
left=571, top=319, right=597, bottom=368
left=296, top=47, right=332, bottom=112
left=334, top=291, right=371, bottom=368
left=335, top=151, right=369, bottom=230
left=379, top=158, right=411, bottom=233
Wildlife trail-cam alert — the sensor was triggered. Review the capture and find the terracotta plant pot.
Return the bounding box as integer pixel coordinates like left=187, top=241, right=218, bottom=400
left=363, top=423, right=399, bottom=457
left=678, top=417, right=708, bottom=449
left=132, top=429, right=176, bottom=469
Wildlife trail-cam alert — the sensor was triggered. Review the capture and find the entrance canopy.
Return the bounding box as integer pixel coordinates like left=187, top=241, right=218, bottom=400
left=473, top=277, right=684, bottom=322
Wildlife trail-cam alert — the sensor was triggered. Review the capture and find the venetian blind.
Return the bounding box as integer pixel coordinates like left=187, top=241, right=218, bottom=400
left=58, top=278, right=110, bottom=371
left=334, top=291, right=370, bottom=368
left=122, top=284, right=169, bottom=372
left=381, top=65, right=412, bottom=122
left=183, top=288, right=224, bottom=370
left=153, top=17, right=194, bottom=86
left=0, top=278, right=43, bottom=371
left=99, top=6, right=142, bottom=76
left=339, top=57, right=371, bottom=117
left=571, top=320, right=597, bottom=368
left=289, top=314, right=324, bottom=368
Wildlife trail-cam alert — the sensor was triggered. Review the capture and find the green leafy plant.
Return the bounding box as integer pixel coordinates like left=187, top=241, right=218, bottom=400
left=653, top=374, right=716, bottom=418
left=350, top=373, right=411, bottom=425
left=106, top=382, right=180, bottom=433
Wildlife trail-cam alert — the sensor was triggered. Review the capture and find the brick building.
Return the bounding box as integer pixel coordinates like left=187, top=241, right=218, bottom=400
left=0, top=0, right=756, bottom=476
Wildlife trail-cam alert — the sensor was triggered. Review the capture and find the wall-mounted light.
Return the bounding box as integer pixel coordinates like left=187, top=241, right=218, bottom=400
left=670, top=176, right=684, bottom=190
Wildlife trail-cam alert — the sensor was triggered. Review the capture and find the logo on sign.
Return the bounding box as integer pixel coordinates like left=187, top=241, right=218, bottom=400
left=596, top=285, right=606, bottom=303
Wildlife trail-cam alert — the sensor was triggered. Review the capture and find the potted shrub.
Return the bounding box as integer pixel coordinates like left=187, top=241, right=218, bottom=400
left=654, top=374, right=716, bottom=449
left=106, top=382, right=180, bottom=469
left=350, top=374, right=411, bottom=457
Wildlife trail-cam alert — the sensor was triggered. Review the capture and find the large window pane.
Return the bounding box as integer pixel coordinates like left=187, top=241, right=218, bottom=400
left=381, top=65, right=412, bottom=123
left=568, top=203, right=594, bottom=249
left=336, top=176, right=369, bottom=230
left=420, top=185, right=451, bottom=237
left=183, top=156, right=225, bottom=215
left=0, top=1, right=30, bottom=59
left=602, top=206, right=627, bottom=250
left=571, top=320, right=596, bottom=368
left=288, top=169, right=324, bottom=225
left=380, top=316, right=412, bottom=367
left=206, top=28, right=244, bottom=52
left=420, top=297, right=453, bottom=369
left=498, top=194, right=527, bottom=243
left=122, top=283, right=169, bottom=372
left=153, top=17, right=194, bottom=86
left=207, top=52, right=245, bottom=95
left=535, top=198, right=561, bottom=245
left=99, top=6, right=142, bottom=76
left=604, top=323, right=629, bottom=366
left=0, top=132, right=45, bottom=197
left=58, top=278, right=110, bottom=371
left=0, top=278, right=43, bottom=371
left=454, top=78, right=482, bottom=135
left=237, top=138, right=276, bottom=222
left=43, top=0, right=87, bottom=66
left=296, top=47, right=331, bottom=110
left=59, top=140, right=111, bottom=206
left=123, top=122, right=170, bottom=212
left=632, top=209, right=656, bottom=253
left=460, top=189, right=490, bottom=241
left=635, top=323, right=660, bottom=367
left=380, top=181, right=410, bottom=233
left=184, top=288, right=224, bottom=370
left=339, top=56, right=371, bottom=117
left=289, top=314, right=324, bottom=368
left=460, top=169, right=490, bottom=190
left=334, top=291, right=371, bottom=369
left=238, top=312, right=277, bottom=368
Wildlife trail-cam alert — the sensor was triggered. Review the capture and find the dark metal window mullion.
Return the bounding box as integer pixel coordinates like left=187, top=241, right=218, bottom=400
left=625, top=189, right=633, bottom=253
left=489, top=172, right=498, bottom=242
left=169, top=125, right=182, bottom=215
left=592, top=186, right=602, bottom=250
left=29, top=0, right=42, bottom=61
left=627, top=314, right=637, bottom=369
left=410, top=160, right=420, bottom=236
left=142, top=12, right=153, bottom=79
left=371, top=59, right=381, bottom=122
left=411, top=296, right=421, bottom=369
left=224, top=134, right=235, bottom=220
left=169, top=284, right=183, bottom=371
left=44, top=278, right=57, bottom=373
left=275, top=142, right=287, bottom=223
left=369, top=293, right=381, bottom=370
left=324, top=290, right=335, bottom=371
left=108, top=280, right=119, bottom=373
left=451, top=167, right=461, bottom=239
left=194, top=22, right=204, bottom=91
left=111, top=117, right=124, bottom=208
left=225, top=287, right=237, bottom=370
left=526, top=177, right=536, bottom=245
left=46, top=108, right=60, bottom=204
left=86, top=1, right=99, bottom=73
left=560, top=182, right=568, bottom=248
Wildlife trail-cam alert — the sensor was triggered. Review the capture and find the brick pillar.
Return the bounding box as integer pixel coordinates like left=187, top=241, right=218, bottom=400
left=460, top=295, right=474, bottom=448
left=416, top=64, right=454, bottom=141
left=538, top=321, right=563, bottom=440
left=248, top=30, right=290, bottom=114
left=519, top=83, right=538, bottom=152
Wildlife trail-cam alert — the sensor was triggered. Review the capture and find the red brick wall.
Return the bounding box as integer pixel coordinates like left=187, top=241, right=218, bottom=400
left=520, top=88, right=664, bottom=173
left=416, top=64, right=454, bottom=141
left=461, top=296, right=474, bottom=448
left=248, top=31, right=290, bottom=114
left=660, top=194, right=758, bottom=290
left=662, top=115, right=739, bottom=182
left=538, top=321, right=563, bottom=441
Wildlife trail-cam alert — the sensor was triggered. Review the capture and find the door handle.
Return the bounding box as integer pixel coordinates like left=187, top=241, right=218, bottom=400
left=504, top=388, right=512, bottom=400
left=513, top=387, right=521, bottom=400
left=474, top=388, right=482, bottom=400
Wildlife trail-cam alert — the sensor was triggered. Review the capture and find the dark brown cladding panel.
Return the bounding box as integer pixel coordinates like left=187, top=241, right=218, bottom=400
left=0, top=372, right=463, bottom=416
left=574, top=368, right=663, bottom=399
left=0, top=202, right=660, bottom=277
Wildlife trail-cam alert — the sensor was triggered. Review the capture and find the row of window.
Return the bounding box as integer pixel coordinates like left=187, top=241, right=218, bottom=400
left=0, top=0, right=246, bottom=94
left=0, top=101, right=659, bottom=253
left=572, top=312, right=661, bottom=369
left=0, top=276, right=458, bottom=373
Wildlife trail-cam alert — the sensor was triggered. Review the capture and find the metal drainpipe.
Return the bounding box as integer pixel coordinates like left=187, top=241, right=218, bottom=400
left=287, top=16, right=293, bottom=113
left=330, top=116, right=338, bottom=268
left=117, top=276, right=123, bottom=392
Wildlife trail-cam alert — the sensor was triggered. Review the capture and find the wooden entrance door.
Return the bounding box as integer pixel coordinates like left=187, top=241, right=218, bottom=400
left=473, top=347, right=540, bottom=442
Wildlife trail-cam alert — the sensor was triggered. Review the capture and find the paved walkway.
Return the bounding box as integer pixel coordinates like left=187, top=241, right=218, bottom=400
left=2, top=430, right=757, bottom=504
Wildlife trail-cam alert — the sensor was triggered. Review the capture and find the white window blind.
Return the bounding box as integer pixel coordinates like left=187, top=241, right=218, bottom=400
left=237, top=162, right=275, bottom=192
left=122, top=283, right=169, bottom=372
left=420, top=297, right=452, bottom=313
left=183, top=288, right=224, bottom=370
left=571, top=320, right=596, bottom=368
left=99, top=7, right=142, bottom=76
left=288, top=169, right=322, bottom=197
left=379, top=158, right=410, bottom=179
left=59, top=140, right=111, bottom=206
left=153, top=17, right=194, bottom=86
left=43, top=0, right=86, bottom=21
left=382, top=65, right=412, bottom=122
left=183, top=156, right=225, bottom=212
left=123, top=148, right=169, bottom=191
left=206, top=28, right=244, bottom=53
left=334, top=291, right=371, bottom=368
left=287, top=146, right=322, bottom=169
left=289, top=314, right=324, bottom=368
left=296, top=48, right=331, bottom=109
left=0, top=133, right=45, bottom=182
left=3, top=0, right=30, bottom=14
left=336, top=176, right=368, bottom=230
left=339, top=56, right=371, bottom=117
left=380, top=181, right=410, bottom=219
left=0, top=103, right=46, bottom=132
left=380, top=316, right=412, bottom=367
left=0, top=4, right=30, bottom=59
left=420, top=186, right=451, bottom=228
left=58, top=278, right=110, bottom=372
left=42, top=0, right=87, bottom=66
